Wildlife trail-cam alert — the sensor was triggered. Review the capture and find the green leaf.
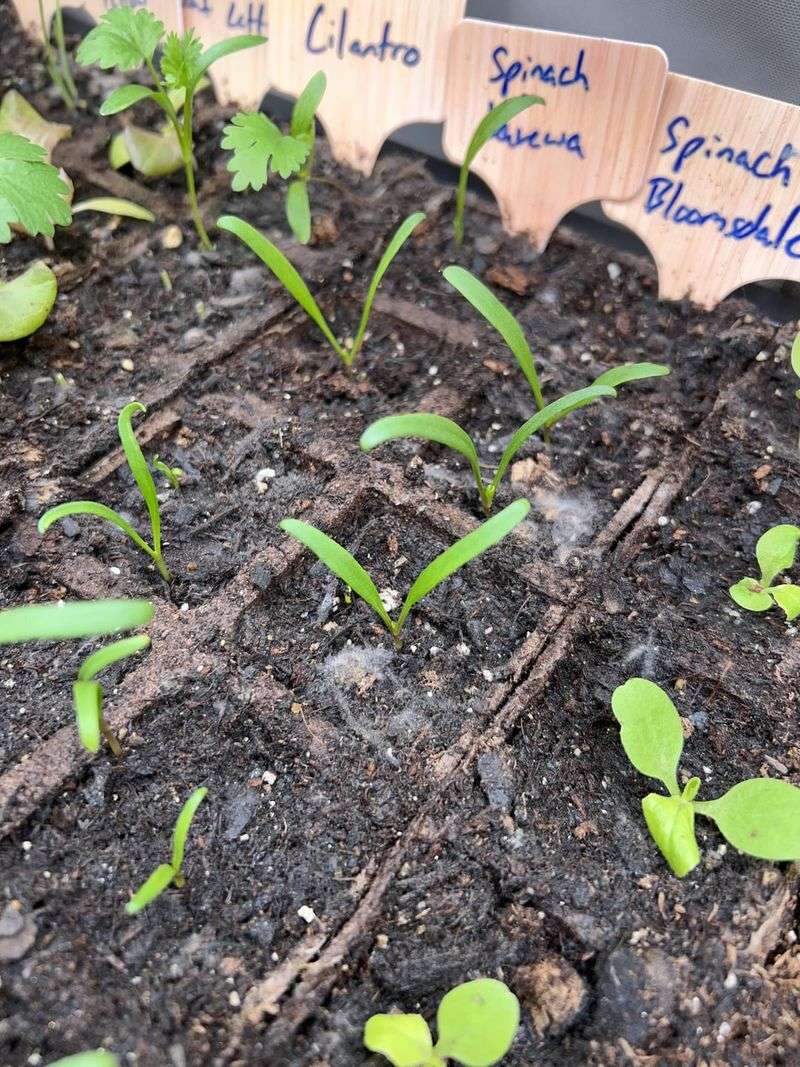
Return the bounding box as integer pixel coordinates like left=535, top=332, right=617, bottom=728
left=592, top=362, right=671, bottom=389
left=396, top=499, right=530, bottom=633
left=771, top=584, right=800, bottom=621
left=76, top=8, right=164, bottom=71
left=0, top=260, right=57, bottom=342
left=350, top=212, right=425, bottom=362
left=791, top=332, right=800, bottom=380
left=280, top=518, right=394, bottom=631
left=291, top=71, right=327, bottom=137
left=47, top=1053, right=119, bottom=1067
left=117, top=401, right=162, bottom=557
left=38, top=500, right=152, bottom=557
left=125, top=862, right=175, bottom=914
left=222, top=111, right=312, bottom=188
left=434, top=979, right=520, bottom=1067
left=160, top=30, right=203, bottom=91
left=729, top=577, right=774, bottom=613
left=99, top=84, right=156, bottom=117
left=491, top=385, right=616, bottom=496
left=72, top=197, right=155, bottom=222
left=171, top=786, right=207, bottom=874
left=0, top=89, right=71, bottom=160
left=286, top=179, right=311, bottom=244
left=73, top=679, right=102, bottom=753
left=217, top=214, right=343, bottom=356
left=443, top=265, right=543, bottom=409
left=697, top=778, right=800, bottom=860
left=0, top=132, right=71, bottom=241
left=77, top=634, right=151, bottom=682
left=364, top=1013, right=434, bottom=1067
left=196, top=34, right=267, bottom=78
left=755, top=524, right=800, bottom=586
left=112, top=124, right=183, bottom=178
left=642, top=793, right=701, bottom=878
left=454, top=95, right=544, bottom=246
left=0, top=599, right=153, bottom=646
left=611, top=678, right=683, bottom=796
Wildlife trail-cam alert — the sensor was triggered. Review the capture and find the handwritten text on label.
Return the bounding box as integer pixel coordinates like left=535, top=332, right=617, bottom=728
left=490, top=45, right=589, bottom=98
left=226, top=1, right=265, bottom=34
left=661, top=115, right=796, bottom=186
left=305, top=3, right=421, bottom=66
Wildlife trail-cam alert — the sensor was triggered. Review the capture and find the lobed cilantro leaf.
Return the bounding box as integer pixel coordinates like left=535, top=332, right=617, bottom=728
left=160, top=30, right=204, bottom=92
left=76, top=7, right=164, bottom=71
left=222, top=112, right=311, bottom=191
left=0, top=132, right=71, bottom=241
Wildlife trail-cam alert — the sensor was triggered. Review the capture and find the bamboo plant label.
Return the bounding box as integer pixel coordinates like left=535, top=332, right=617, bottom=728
left=266, top=0, right=467, bottom=175
left=442, top=19, right=668, bottom=250
left=11, top=0, right=182, bottom=40
left=182, top=0, right=269, bottom=108
left=603, top=74, right=800, bottom=308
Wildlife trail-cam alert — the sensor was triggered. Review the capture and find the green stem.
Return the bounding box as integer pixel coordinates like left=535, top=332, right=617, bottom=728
left=453, top=163, right=469, bottom=248
left=180, top=94, right=212, bottom=250
left=152, top=551, right=172, bottom=583
left=52, top=0, right=79, bottom=108
left=100, top=718, right=122, bottom=757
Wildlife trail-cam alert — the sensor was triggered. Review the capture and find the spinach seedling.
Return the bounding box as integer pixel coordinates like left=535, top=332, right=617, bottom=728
left=38, top=401, right=172, bottom=582
left=454, top=95, right=544, bottom=247
left=125, top=787, right=208, bottom=914
left=365, top=978, right=519, bottom=1067
left=281, top=499, right=529, bottom=646
left=362, top=386, right=615, bottom=514
left=217, top=211, right=425, bottom=366
left=38, top=0, right=79, bottom=111
left=444, top=265, right=669, bottom=414
left=0, top=261, right=58, bottom=343
left=0, top=132, right=72, bottom=242
left=49, top=1053, right=119, bottom=1067
left=222, top=72, right=327, bottom=245
left=729, top=524, right=800, bottom=622
left=0, top=598, right=154, bottom=645
left=76, top=9, right=265, bottom=249
left=74, top=635, right=151, bottom=756
left=612, top=677, right=800, bottom=877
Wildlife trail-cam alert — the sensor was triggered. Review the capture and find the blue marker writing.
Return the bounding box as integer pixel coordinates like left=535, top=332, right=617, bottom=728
left=661, top=115, right=795, bottom=188
left=227, top=1, right=265, bottom=34
left=305, top=3, right=421, bottom=66
left=490, top=45, right=589, bottom=98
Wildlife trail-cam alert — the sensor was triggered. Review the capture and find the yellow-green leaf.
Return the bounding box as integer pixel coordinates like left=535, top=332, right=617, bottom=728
left=0, top=260, right=57, bottom=342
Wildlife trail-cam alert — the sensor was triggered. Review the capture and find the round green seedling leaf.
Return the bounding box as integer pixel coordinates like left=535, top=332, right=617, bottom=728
left=434, top=979, right=520, bottom=1067
left=642, top=793, right=701, bottom=878
left=611, top=678, right=683, bottom=796
left=0, top=261, right=57, bottom=342
left=754, top=524, right=800, bottom=586
left=363, top=1013, right=435, bottom=1067
left=771, top=584, right=800, bottom=622
left=698, top=778, right=800, bottom=860
left=729, top=578, right=774, bottom=613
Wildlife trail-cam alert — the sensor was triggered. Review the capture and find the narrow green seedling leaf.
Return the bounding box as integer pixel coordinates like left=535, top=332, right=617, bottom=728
left=434, top=979, right=520, bottom=1066
left=292, top=72, right=327, bottom=138
left=217, top=212, right=424, bottom=366
left=0, top=599, right=153, bottom=645
left=696, top=779, right=800, bottom=860
left=454, top=94, right=544, bottom=246
left=286, top=179, right=312, bottom=244
left=195, top=34, right=267, bottom=77
left=0, top=132, right=72, bottom=242
left=72, top=197, right=155, bottom=222
left=281, top=500, right=528, bottom=645
left=125, top=787, right=207, bottom=914
left=611, top=677, right=683, bottom=796
left=39, top=401, right=172, bottom=582
left=48, top=1052, right=119, bottom=1067
left=99, top=83, right=156, bottom=116
left=792, top=331, right=800, bottom=411
left=74, top=634, right=150, bottom=755
left=730, top=523, right=800, bottom=620
left=0, top=260, right=57, bottom=342
left=363, top=1014, right=435, bottom=1067
left=592, top=362, right=671, bottom=389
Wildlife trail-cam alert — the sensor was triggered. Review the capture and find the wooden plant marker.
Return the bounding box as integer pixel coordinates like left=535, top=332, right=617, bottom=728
left=266, top=0, right=467, bottom=175
left=603, top=73, right=800, bottom=308
left=182, top=0, right=269, bottom=108
left=10, top=0, right=182, bottom=41
left=442, top=19, right=667, bottom=251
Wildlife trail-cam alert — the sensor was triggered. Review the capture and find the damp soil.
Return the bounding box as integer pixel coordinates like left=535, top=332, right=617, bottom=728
left=1, top=8, right=800, bottom=1065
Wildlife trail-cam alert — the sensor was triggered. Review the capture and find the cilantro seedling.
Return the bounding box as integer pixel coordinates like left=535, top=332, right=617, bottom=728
left=0, top=599, right=153, bottom=645
left=48, top=1053, right=118, bottom=1067
left=280, top=499, right=529, bottom=646
left=729, top=524, right=800, bottom=622
left=454, top=95, right=544, bottom=247
left=125, top=787, right=208, bottom=914
left=74, top=634, right=150, bottom=756
left=38, top=0, right=79, bottom=111
left=0, top=261, right=58, bottom=342
left=0, top=132, right=72, bottom=243
left=38, top=401, right=173, bottom=582
left=218, top=211, right=425, bottom=366
left=76, top=9, right=265, bottom=249
left=364, top=978, right=520, bottom=1067
left=222, top=71, right=326, bottom=245
left=612, top=677, right=800, bottom=877
left=152, top=455, right=184, bottom=489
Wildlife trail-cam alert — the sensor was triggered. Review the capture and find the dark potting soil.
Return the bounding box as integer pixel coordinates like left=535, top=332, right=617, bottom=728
left=1, top=6, right=799, bottom=1064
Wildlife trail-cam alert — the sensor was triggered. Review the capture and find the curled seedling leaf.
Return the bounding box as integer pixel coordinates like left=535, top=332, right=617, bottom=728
left=729, top=523, right=800, bottom=621
left=0, top=261, right=58, bottom=342
left=72, top=197, right=155, bottom=222
left=74, top=635, right=151, bottom=755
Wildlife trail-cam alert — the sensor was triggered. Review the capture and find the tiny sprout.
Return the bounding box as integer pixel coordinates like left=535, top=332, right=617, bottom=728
left=453, top=95, right=544, bottom=247
left=364, top=978, right=520, bottom=1067
left=74, top=635, right=150, bottom=756
left=39, top=401, right=173, bottom=582
left=217, top=211, right=425, bottom=367
left=280, top=499, right=530, bottom=646
left=729, top=524, right=800, bottom=622
left=612, top=678, right=800, bottom=877
left=153, top=455, right=184, bottom=489
left=48, top=1053, right=119, bottom=1067
left=125, top=787, right=208, bottom=914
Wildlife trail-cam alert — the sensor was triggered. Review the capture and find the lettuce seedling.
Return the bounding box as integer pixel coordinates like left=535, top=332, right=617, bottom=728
left=222, top=72, right=326, bottom=245
left=281, top=499, right=529, bottom=646
left=48, top=1053, right=119, bottom=1067
left=125, top=787, right=208, bottom=914
left=0, top=132, right=72, bottom=242
left=454, top=95, right=544, bottom=247
left=76, top=9, right=265, bottom=249
left=729, top=524, right=800, bottom=622
left=612, top=677, right=800, bottom=877
left=365, top=978, right=519, bottom=1067
left=218, top=211, right=424, bottom=366
left=0, top=261, right=58, bottom=343
left=38, top=401, right=172, bottom=582
left=0, top=598, right=153, bottom=645
left=74, top=634, right=150, bottom=756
